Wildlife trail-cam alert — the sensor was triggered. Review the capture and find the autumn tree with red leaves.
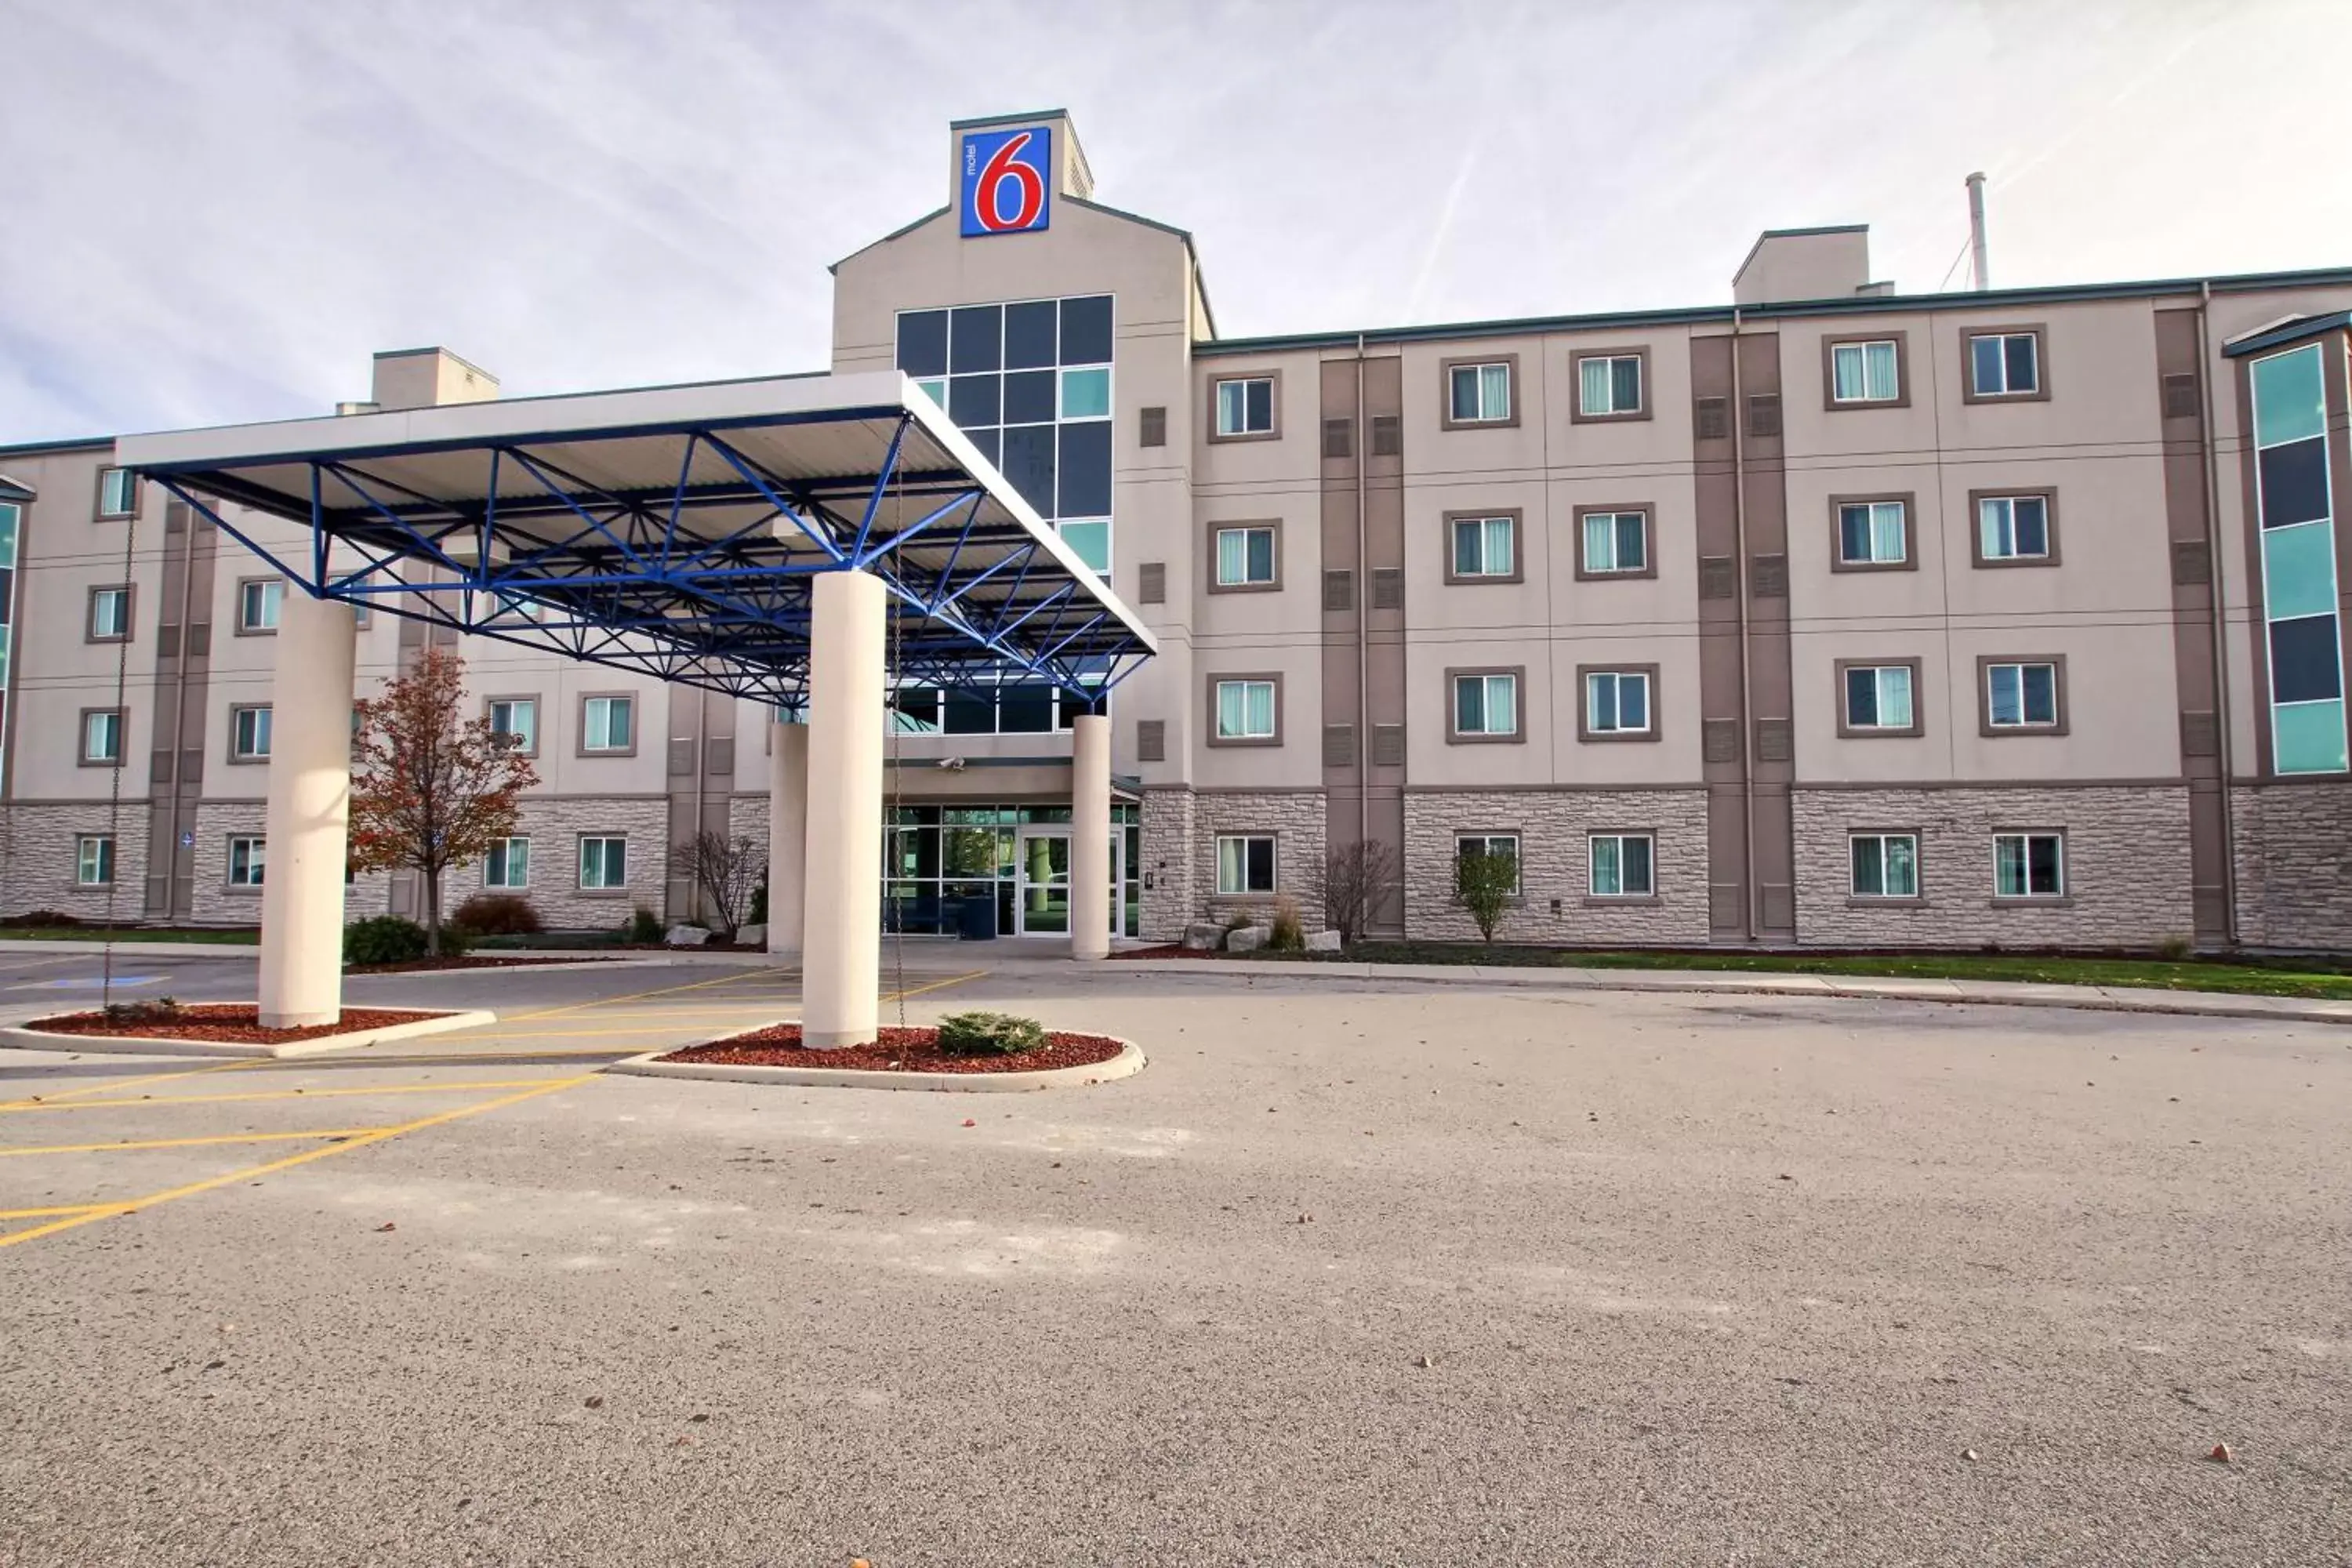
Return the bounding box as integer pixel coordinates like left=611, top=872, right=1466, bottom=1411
left=349, top=648, right=539, bottom=954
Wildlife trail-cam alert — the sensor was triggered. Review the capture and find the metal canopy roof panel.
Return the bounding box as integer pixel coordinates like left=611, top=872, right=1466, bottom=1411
left=114, top=372, right=1155, bottom=708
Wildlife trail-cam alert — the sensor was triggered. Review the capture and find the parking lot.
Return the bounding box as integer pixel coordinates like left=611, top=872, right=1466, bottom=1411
left=2, top=949, right=2348, bottom=1566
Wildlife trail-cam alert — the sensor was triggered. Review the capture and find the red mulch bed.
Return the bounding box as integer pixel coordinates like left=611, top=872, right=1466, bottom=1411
left=24, top=1004, right=447, bottom=1045
left=348, top=955, right=612, bottom=975
left=1108, top=944, right=1208, bottom=960
left=661, top=1024, right=1124, bottom=1075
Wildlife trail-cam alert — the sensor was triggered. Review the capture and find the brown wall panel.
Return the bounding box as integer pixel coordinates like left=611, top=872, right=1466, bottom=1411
left=1737, top=331, right=1795, bottom=937
left=2154, top=307, right=2230, bottom=940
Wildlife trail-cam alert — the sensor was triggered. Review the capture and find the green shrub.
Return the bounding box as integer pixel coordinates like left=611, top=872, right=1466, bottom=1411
left=2155, top=934, right=2194, bottom=962
left=626, top=906, right=665, bottom=944
left=452, top=892, right=543, bottom=936
left=935, top=1010, right=1047, bottom=1057
left=749, top=879, right=768, bottom=926
left=1452, top=848, right=1518, bottom=944
left=345, top=916, right=429, bottom=967
left=1268, top=895, right=1305, bottom=952
left=103, top=996, right=182, bottom=1025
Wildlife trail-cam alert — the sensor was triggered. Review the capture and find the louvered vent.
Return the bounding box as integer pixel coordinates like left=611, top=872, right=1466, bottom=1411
left=1371, top=416, right=1401, bottom=456
left=1747, top=393, right=1782, bottom=438
left=1137, top=719, right=1167, bottom=762
left=1139, top=406, right=1167, bottom=447
left=1323, top=569, right=1355, bottom=612
left=1694, top=397, right=1729, bottom=440
left=1370, top=568, right=1404, bottom=610
left=1372, top=724, right=1406, bottom=767
left=1138, top=562, right=1167, bottom=604
left=1322, top=418, right=1353, bottom=459
left=1750, top=554, right=1788, bottom=597
left=1323, top=724, right=1356, bottom=768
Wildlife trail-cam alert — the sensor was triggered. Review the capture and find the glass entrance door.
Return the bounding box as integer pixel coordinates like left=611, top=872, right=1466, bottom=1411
left=1014, top=829, right=1071, bottom=935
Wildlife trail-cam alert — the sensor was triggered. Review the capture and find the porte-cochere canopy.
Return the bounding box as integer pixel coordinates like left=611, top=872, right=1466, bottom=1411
left=114, top=371, right=1156, bottom=708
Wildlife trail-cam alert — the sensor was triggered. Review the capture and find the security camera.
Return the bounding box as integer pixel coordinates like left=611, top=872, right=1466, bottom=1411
left=935, top=756, right=966, bottom=771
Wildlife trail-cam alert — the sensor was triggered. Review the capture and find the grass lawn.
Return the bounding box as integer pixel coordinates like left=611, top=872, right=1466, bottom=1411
left=1234, top=942, right=2352, bottom=1002
left=0, top=926, right=259, bottom=945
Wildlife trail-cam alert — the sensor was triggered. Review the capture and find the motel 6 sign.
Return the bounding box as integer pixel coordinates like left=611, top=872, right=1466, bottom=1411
left=960, top=125, right=1052, bottom=238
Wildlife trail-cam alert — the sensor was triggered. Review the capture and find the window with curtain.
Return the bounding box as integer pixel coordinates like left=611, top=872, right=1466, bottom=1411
left=1215, top=834, right=1276, bottom=894
left=1454, top=833, right=1520, bottom=895
left=89, top=586, right=130, bottom=640
left=227, top=835, right=266, bottom=887
left=1448, top=362, right=1511, bottom=423
left=1577, top=354, right=1643, bottom=416
left=1831, top=339, right=1900, bottom=403
left=579, top=836, right=629, bottom=889
left=1978, top=495, right=2050, bottom=560
left=1838, top=500, right=1908, bottom=565
left=82, top=709, right=123, bottom=764
left=1450, top=516, right=1515, bottom=577
left=1214, top=679, right=1276, bottom=740
left=96, top=466, right=138, bottom=517
left=1986, top=662, right=2059, bottom=728
left=1581, top=511, right=1647, bottom=574
left=1214, top=377, right=1275, bottom=436
left=1994, top=832, right=2063, bottom=897
left=1849, top=833, right=1919, bottom=897
left=485, top=837, right=531, bottom=888
left=1214, top=526, right=1276, bottom=586
left=1588, top=833, right=1654, bottom=897
left=1584, top=670, right=1650, bottom=735
left=1453, top=672, right=1519, bottom=736
left=1842, top=665, right=1915, bottom=731
left=75, top=834, right=114, bottom=887
left=230, top=704, right=273, bottom=760
left=583, top=695, right=633, bottom=752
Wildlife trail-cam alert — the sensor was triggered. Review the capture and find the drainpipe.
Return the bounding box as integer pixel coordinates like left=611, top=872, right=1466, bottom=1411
left=1354, top=334, right=1372, bottom=911
left=2196, top=281, right=2239, bottom=946
left=165, top=505, right=200, bottom=919
left=1728, top=308, right=1758, bottom=942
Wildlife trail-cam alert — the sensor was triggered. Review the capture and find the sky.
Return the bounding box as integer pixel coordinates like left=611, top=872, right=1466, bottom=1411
left=2, top=0, right=2349, bottom=445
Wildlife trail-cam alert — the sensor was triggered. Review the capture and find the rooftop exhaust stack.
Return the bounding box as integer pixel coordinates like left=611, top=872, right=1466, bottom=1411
left=1966, top=172, right=1990, bottom=291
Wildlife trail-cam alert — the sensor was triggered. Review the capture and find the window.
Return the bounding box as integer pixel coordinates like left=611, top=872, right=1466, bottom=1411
left=1574, top=352, right=1645, bottom=418
left=1577, top=509, right=1650, bottom=576
left=581, top=695, right=634, bottom=753
left=1581, top=669, right=1651, bottom=737
left=1975, top=493, right=2054, bottom=564
left=1588, top=833, right=1655, bottom=898
left=485, top=837, right=531, bottom=889
left=1444, top=358, right=1513, bottom=426
left=1211, top=376, right=1276, bottom=439
left=1215, top=834, right=1277, bottom=895
left=230, top=704, right=273, bottom=760
left=1448, top=514, right=1517, bottom=579
left=1849, top=833, right=1919, bottom=898
left=579, top=836, right=629, bottom=890
left=1211, top=678, right=1278, bottom=743
left=81, top=709, right=124, bottom=766
left=1994, top=832, right=2064, bottom=898
left=1967, top=331, right=2042, bottom=399
left=1829, top=339, right=1902, bottom=404
left=75, top=834, right=114, bottom=887
left=488, top=697, right=538, bottom=754
left=1835, top=499, right=1910, bottom=567
left=88, top=585, right=131, bottom=641
left=237, top=577, right=283, bottom=633
left=1455, top=833, right=1520, bottom=895
left=1452, top=670, right=1520, bottom=739
left=1212, top=524, right=1277, bottom=589
left=1840, top=662, right=1918, bottom=734
left=1984, top=659, right=2062, bottom=731
left=96, top=466, right=137, bottom=518
left=227, top=834, right=266, bottom=888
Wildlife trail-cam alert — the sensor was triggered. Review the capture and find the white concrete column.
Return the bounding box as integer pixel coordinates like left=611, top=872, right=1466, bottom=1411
left=800, top=570, right=884, bottom=1047
left=257, top=590, right=358, bottom=1028
left=767, top=716, right=808, bottom=960
left=1071, top=711, right=1112, bottom=960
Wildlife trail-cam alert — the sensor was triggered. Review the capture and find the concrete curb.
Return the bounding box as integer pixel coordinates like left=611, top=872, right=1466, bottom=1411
left=603, top=1035, right=1147, bottom=1093
left=350, top=956, right=681, bottom=978
left=0, top=1007, right=499, bottom=1060
left=1100, top=958, right=2352, bottom=1027
left=0, top=938, right=260, bottom=957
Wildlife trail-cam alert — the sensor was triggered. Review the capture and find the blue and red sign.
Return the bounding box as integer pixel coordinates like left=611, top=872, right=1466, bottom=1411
left=960, top=125, right=1052, bottom=238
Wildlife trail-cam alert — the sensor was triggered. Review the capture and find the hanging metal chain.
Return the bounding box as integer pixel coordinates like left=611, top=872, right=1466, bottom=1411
left=97, top=478, right=143, bottom=1007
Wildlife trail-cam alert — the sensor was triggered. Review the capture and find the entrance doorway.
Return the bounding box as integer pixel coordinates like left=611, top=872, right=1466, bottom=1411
left=1011, top=826, right=1128, bottom=938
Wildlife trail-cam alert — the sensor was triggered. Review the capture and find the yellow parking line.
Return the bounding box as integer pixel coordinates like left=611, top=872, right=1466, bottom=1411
left=0, top=1203, right=110, bottom=1219
left=0, top=1127, right=396, bottom=1159
left=4, top=1078, right=574, bottom=1114
left=0, top=1057, right=257, bottom=1112
left=506, top=967, right=778, bottom=1022
left=0, top=1076, right=594, bottom=1251
left=885, top=971, right=987, bottom=1003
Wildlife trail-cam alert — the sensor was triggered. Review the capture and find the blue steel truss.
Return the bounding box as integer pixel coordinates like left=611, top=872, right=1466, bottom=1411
left=142, top=408, right=1152, bottom=713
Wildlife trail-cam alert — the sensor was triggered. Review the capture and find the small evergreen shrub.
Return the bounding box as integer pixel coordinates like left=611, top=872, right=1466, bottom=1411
left=344, top=916, right=430, bottom=967
left=103, top=996, right=182, bottom=1025
left=749, top=880, right=768, bottom=926
left=935, top=1011, right=1047, bottom=1057
left=452, top=892, right=543, bottom=936
left=2154, top=934, right=2194, bottom=962
left=627, top=906, right=665, bottom=945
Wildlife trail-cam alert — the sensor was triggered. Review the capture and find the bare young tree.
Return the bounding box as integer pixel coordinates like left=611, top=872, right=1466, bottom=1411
left=1323, top=838, right=1399, bottom=946
left=677, top=829, right=764, bottom=940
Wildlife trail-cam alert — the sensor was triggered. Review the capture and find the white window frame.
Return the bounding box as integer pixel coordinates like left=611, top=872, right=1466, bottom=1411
left=1584, top=670, right=1651, bottom=735
left=89, top=586, right=131, bottom=641
left=1454, top=833, right=1521, bottom=896
left=230, top=703, right=273, bottom=760
left=1214, top=833, right=1277, bottom=895
left=1985, top=661, right=2060, bottom=730
left=1588, top=833, right=1656, bottom=898
left=1213, top=679, right=1277, bottom=741
left=82, top=710, right=124, bottom=764
left=1842, top=665, right=1915, bottom=731
left=1450, top=515, right=1515, bottom=578
left=582, top=695, right=633, bottom=753
left=96, top=466, right=138, bottom=518
left=1452, top=671, right=1521, bottom=738
left=1977, top=495, right=2051, bottom=561
left=1447, top=361, right=1512, bottom=424
left=1837, top=500, right=1909, bottom=565
left=1580, top=511, right=1647, bottom=575
left=1213, top=376, right=1275, bottom=437
left=579, top=835, right=629, bottom=890
left=75, top=834, right=114, bottom=887
left=227, top=834, right=266, bottom=888
left=1969, top=332, right=2040, bottom=397
left=1848, top=832, right=1920, bottom=898
left=238, top=577, right=284, bottom=633
left=488, top=697, right=538, bottom=754
left=1576, top=354, right=1644, bottom=416
left=484, top=836, right=531, bottom=889
left=1058, top=518, right=1112, bottom=575
left=1830, top=339, right=1902, bottom=404
left=1213, top=525, right=1276, bottom=586
left=1993, top=831, right=2065, bottom=899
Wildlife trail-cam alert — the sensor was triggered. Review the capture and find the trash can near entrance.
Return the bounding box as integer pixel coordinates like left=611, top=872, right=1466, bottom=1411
left=956, top=894, right=998, bottom=941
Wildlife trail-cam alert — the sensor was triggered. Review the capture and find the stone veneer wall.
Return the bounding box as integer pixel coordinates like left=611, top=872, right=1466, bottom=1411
left=1140, top=789, right=1328, bottom=935
left=2228, top=783, right=2352, bottom=949
left=1138, top=788, right=1196, bottom=941
left=1790, top=786, right=2195, bottom=947
left=0, top=803, right=154, bottom=920
left=483, top=795, right=671, bottom=930
left=1401, top=789, right=1710, bottom=944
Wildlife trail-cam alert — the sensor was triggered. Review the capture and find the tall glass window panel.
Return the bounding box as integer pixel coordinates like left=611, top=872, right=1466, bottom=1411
left=1001, top=368, right=1056, bottom=425
left=1003, top=299, right=1057, bottom=369
left=998, top=424, right=1055, bottom=517
left=947, top=374, right=1000, bottom=430
left=949, top=305, right=1001, bottom=374
left=1059, top=367, right=1110, bottom=420
left=895, top=310, right=948, bottom=377
left=2268, top=615, right=2343, bottom=704
left=1058, top=421, right=1112, bottom=517
left=1058, top=296, right=1112, bottom=366
left=1058, top=520, right=1110, bottom=573
left=1979, top=496, right=2049, bottom=559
